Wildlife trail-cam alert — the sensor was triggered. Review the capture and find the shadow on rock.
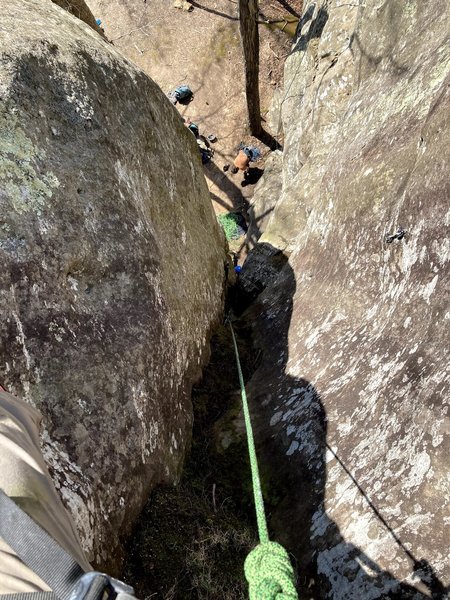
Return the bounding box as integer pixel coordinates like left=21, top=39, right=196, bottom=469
left=292, top=5, right=328, bottom=54
left=231, top=242, right=447, bottom=598
left=241, top=167, right=265, bottom=187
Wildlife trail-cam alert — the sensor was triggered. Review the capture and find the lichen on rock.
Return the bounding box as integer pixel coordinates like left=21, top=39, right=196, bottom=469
left=242, top=0, right=450, bottom=597
left=0, top=0, right=226, bottom=573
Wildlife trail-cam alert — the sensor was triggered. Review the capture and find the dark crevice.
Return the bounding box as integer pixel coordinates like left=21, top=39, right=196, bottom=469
left=124, top=309, right=261, bottom=599
left=124, top=246, right=294, bottom=598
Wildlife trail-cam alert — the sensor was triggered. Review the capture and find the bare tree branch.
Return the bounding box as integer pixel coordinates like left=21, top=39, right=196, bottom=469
left=238, top=0, right=262, bottom=136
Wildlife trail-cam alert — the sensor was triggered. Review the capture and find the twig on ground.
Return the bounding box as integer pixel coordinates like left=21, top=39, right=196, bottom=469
left=268, top=43, right=280, bottom=59
left=212, top=483, right=217, bottom=512
left=111, top=21, right=155, bottom=41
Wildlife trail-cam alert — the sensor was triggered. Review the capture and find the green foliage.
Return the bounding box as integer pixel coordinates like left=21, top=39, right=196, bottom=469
left=217, top=212, right=242, bottom=241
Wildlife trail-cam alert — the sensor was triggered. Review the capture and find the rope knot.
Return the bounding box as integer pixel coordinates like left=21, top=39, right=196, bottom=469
left=244, top=541, right=298, bottom=599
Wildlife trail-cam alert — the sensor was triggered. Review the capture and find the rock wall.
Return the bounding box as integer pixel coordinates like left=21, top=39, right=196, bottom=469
left=0, top=0, right=225, bottom=572
left=50, top=0, right=104, bottom=35
left=243, top=0, right=449, bottom=597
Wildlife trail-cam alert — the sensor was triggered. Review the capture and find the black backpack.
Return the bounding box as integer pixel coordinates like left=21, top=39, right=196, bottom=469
left=174, top=85, right=193, bottom=104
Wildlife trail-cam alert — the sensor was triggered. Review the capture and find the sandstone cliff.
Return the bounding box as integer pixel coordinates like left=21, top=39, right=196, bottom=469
left=0, top=0, right=225, bottom=571
left=242, top=0, right=450, bottom=597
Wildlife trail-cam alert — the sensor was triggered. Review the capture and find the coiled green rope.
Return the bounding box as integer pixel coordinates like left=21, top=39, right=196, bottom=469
left=229, top=322, right=298, bottom=599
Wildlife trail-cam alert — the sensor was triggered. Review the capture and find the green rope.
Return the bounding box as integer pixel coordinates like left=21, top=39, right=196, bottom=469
left=245, top=542, right=298, bottom=599
left=229, top=322, right=268, bottom=542
left=228, top=322, right=298, bottom=600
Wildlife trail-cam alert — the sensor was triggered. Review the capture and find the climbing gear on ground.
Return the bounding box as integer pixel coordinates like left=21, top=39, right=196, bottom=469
left=0, top=489, right=137, bottom=600
left=197, top=136, right=214, bottom=163
left=174, top=85, right=194, bottom=104
left=239, top=144, right=262, bottom=162
left=187, top=122, right=199, bottom=136
left=217, top=213, right=246, bottom=240
left=200, top=151, right=212, bottom=164
left=167, top=85, right=193, bottom=105
left=385, top=227, right=406, bottom=243
left=228, top=324, right=298, bottom=599
left=207, top=134, right=217, bottom=143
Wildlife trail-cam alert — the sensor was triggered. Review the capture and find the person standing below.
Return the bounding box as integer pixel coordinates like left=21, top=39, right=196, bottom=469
left=231, top=149, right=250, bottom=174
left=231, top=145, right=261, bottom=174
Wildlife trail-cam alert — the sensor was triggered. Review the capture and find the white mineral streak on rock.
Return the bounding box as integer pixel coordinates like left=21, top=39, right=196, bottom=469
left=41, top=428, right=96, bottom=558
left=420, top=274, right=439, bottom=304
left=270, top=411, right=284, bottom=426
left=286, top=440, right=299, bottom=456
left=12, top=310, right=31, bottom=371
left=403, top=452, right=431, bottom=491
left=131, top=382, right=159, bottom=462
left=0, top=0, right=225, bottom=570
left=243, top=0, right=450, bottom=596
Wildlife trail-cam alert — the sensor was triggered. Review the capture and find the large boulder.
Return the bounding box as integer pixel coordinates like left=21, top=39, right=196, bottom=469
left=50, top=0, right=104, bottom=35
left=242, top=0, right=449, bottom=597
left=0, top=0, right=225, bottom=572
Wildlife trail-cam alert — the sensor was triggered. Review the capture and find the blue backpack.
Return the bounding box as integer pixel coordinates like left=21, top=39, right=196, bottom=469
left=243, top=146, right=261, bottom=161
left=175, top=85, right=193, bottom=103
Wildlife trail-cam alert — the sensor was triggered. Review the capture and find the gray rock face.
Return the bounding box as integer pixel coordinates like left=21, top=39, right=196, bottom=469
left=0, top=0, right=225, bottom=572
left=243, top=0, right=449, bottom=597
left=50, top=0, right=103, bottom=35
left=246, top=150, right=282, bottom=251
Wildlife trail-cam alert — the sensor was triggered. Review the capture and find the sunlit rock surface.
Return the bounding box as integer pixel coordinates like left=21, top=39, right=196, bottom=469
left=243, top=0, right=450, bottom=597
left=50, top=0, right=103, bottom=35
left=0, top=0, right=225, bottom=572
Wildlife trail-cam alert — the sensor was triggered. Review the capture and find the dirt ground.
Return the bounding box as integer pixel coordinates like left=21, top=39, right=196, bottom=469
left=85, top=0, right=301, bottom=227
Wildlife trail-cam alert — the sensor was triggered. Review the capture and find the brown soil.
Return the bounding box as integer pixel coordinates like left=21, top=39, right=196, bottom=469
left=86, top=0, right=300, bottom=230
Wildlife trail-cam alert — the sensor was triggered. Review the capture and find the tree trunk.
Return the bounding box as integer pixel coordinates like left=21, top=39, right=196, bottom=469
left=238, top=0, right=262, bottom=136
